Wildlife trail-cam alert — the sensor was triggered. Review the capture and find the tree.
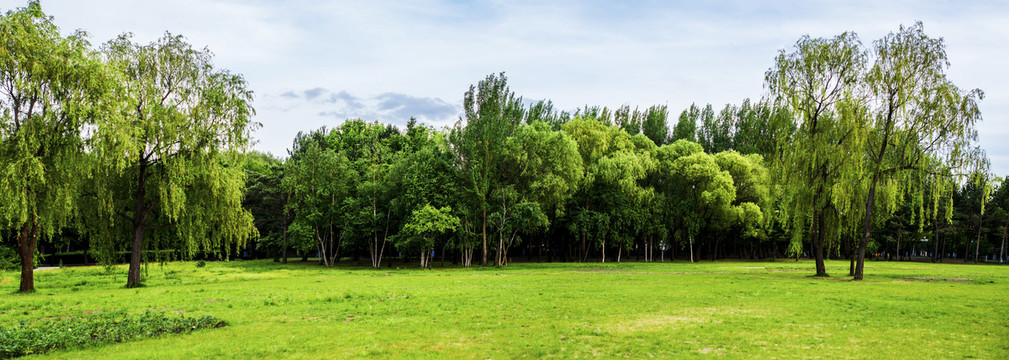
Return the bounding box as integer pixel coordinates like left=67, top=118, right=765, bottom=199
left=450, top=72, right=524, bottom=266
left=283, top=132, right=356, bottom=268
left=93, top=33, right=257, bottom=287
left=641, top=105, right=670, bottom=146
left=714, top=151, right=771, bottom=257
left=0, top=1, right=110, bottom=292
left=697, top=104, right=733, bottom=153
left=672, top=104, right=699, bottom=142
left=243, top=151, right=286, bottom=260
left=766, top=31, right=868, bottom=276
left=990, top=179, right=1009, bottom=263
left=397, top=204, right=460, bottom=268
left=853, top=22, right=985, bottom=280
left=333, top=119, right=401, bottom=269
left=493, top=121, right=582, bottom=265
left=562, top=116, right=650, bottom=262
left=660, top=144, right=736, bottom=262
left=731, top=99, right=796, bottom=163
left=388, top=126, right=463, bottom=266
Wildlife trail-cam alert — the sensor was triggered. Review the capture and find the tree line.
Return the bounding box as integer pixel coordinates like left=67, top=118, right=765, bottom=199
left=2, top=2, right=1005, bottom=293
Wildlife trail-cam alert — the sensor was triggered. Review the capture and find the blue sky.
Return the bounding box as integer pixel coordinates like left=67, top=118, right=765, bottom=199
left=5, top=0, right=1008, bottom=176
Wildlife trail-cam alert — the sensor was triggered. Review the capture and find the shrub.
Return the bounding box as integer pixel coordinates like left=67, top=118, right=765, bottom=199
left=0, top=311, right=225, bottom=358
left=196, top=260, right=206, bottom=268
left=0, top=246, right=16, bottom=271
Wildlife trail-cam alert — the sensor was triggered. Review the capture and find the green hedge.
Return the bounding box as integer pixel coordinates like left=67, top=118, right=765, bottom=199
left=0, top=311, right=225, bottom=358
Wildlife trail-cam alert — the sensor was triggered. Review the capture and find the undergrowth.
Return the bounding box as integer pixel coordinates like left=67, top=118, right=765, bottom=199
left=0, top=310, right=225, bottom=358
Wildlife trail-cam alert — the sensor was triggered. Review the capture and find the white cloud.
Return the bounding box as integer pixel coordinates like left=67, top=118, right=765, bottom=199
left=3, top=0, right=1007, bottom=176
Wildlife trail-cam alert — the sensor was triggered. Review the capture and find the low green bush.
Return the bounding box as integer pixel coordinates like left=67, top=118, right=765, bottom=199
left=0, top=246, right=16, bottom=271
left=0, top=311, right=225, bottom=358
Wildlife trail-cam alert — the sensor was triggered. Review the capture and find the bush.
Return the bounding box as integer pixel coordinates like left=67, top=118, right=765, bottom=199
left=0, top=246, right=17, bottom=271
left=0, top=311, right=225, bottom=358
left=196, top=260, right=206, bottom=268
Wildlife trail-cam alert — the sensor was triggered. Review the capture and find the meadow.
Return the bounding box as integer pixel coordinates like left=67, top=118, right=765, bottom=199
left=1, top=259, right=1007, bottom=359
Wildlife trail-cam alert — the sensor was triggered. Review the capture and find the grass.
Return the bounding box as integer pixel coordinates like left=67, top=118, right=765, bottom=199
left=1, top=259, right=1007, bottom=359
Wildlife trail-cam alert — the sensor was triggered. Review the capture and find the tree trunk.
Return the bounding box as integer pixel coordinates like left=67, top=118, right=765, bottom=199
left=496, top=231, right=505, bottom=266
left=896, top=232, right=902, bottom=261
left=647, top=235, right=652, bottom=262
left=127, top=197, right=147, bottom=285
left=601, top=239, right=606, bottom=263
left=617, top=247, right=622, bottom=263
left=281, top=213, right=289, bottom=264
left=853, top=177, right=880, bottom=280
left=848, top=234, right=855, bottom=276
left=127, top=220, right=147, bottom=288
left=813, top=230, right=826, bottom=276
left=282, top=193, right=290, bottom=264
left=810, top=207, right=827, bottom=276
left=689, top=235, right=695, bottom=263
left=440, top=241, right=447, bottom=267
left=974, top=214, right=983, bottom=264
left=127, top=158, right=151, bottom=288
left=481, top=206, right=488, bottom=266
left=932, top=220, right=939, bottom=263
left=1001, top=222, right=1007, bottom=263
left=939, top=232, right=946, bottom=263
left=17, top=221, right=39, bottom=292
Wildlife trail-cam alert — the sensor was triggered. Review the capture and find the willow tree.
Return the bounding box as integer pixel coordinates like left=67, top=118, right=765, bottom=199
left=852, top=22, right=984, bottom=280
left=93, top=33, right=257, bottom=287
left=766, top=32, right=868, bottom=276
left=450, top=72, right=525, bottom=266
left=0, top=2, right=110, bottom=292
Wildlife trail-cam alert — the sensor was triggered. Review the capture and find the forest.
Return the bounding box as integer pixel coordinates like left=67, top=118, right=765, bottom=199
left=2, top=1, right=1008, bottom=296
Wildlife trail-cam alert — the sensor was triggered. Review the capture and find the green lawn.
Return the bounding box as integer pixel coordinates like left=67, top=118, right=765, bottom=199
left=2, top=259, right=1007, bottom=359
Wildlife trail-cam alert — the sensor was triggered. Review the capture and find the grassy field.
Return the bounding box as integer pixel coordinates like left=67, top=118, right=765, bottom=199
left=2, top=259, right=1007, bottom=359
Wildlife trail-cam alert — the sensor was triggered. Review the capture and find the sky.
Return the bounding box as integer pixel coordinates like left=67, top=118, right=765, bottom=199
left=4, top=0, right=1008, bottom=176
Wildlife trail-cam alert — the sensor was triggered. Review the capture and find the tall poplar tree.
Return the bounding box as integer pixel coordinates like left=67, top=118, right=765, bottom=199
left=450, top=72, right=524, bottom=266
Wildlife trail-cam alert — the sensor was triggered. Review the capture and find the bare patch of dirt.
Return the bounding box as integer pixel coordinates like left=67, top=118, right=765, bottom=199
left=900, top=277, right=970, bottom=283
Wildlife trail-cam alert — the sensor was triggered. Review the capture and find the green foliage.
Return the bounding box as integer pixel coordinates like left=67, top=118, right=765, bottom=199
left=0, top=246, right=16, bottom=271
left=641, top=105, right=670, bottom=145
left=765, top=30, right=869, bottom=274
left=0, top=310, right=224, bottom=358
left=0, top=0, right=113, bottom=291
left=450, top=72, right=526, bottom=266
left=283, top=132, right=356, bottom=267
left=697, top=104, right=732, bottom=153
left=672, top=104, right=699, bottom=142
left=503, top=121, right=583, bottom=215
left=242, top=151, right=287, bottom=258
left=397, top=204, right=460, bottom=267
left=81, top=31, right=257, bottom=287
